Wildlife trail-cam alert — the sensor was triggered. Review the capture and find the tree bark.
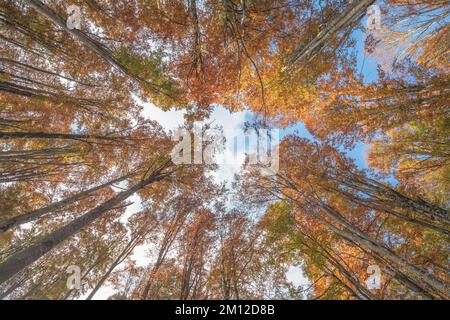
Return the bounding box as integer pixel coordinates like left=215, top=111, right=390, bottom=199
left=285, top=0, right=375, bottom=67
left=0, top=173, right=133, bottom=232
left=86, top=223, right=150, bottom=300
left=25, top=0, right=177, bottom=98
left=0, top=160, right=171, bottom=285
left=0, top=131, right=119, bottom=141
left=314, top=201, right=450, bottom=299
left=25, top=0, right=137, bottom=80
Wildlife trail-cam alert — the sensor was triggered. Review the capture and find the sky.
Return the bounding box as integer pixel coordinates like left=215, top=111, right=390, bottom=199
left=83, top=100, right=366, bottom=299
left=81, top=10, right=386, bottom=300
left=84, top=102, right=312, bottom=299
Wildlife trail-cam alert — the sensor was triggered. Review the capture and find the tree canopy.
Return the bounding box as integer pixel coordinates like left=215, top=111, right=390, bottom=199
left=0, top=0, right=448, bottom=300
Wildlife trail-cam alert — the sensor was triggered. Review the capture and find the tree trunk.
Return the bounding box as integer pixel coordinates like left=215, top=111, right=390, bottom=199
left=25, top=0, right=137, bottom=80
left=285, top=0, right=375, bottom=67
left=315, top=201, right=450, bottom=299
left=141, top=210, right=187, bottom=299
left=0, top=131, right=119, bottom=141
left=0, top=173, right=132, bottom=232
left=86, top=224, right=149, bottom=300
left=0, top=160, right=171, bottom=285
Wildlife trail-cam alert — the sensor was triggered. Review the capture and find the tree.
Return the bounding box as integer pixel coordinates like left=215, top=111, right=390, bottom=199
left=241, top=137, right=449, bottom=299
left=0, top=156, right=173, bottom=285
left=1, top=0, right=448, bottom=300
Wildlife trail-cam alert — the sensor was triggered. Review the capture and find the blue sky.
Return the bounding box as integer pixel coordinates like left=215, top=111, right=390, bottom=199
left=84, top=10, right=386, bottom=299
left=137, top=12, right=383, bottom=174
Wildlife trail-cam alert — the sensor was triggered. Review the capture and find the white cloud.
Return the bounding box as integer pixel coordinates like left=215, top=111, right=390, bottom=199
left=81, top=104, right=285, bottom=299
left=141, top=102, right=251, bottom=184
left=286, top=265, right=310, bottom=299
left=205, top=107, right=250, bottom=184
left=141, top=102, right=186, bottom=132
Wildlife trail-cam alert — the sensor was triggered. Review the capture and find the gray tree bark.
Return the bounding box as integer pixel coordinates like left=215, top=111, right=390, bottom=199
left=0, top=173, right=132, bottom=232
left=0, top=160, right=171, bottom=285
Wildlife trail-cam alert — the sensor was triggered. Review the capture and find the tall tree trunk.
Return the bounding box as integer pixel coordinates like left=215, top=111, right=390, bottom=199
left=86, top=223, right=150, bottom=300
left=141, top=209, right=187, bottom=299
left=0, top=173, right=133, bottom=232
left=298, top=227, right=375, bottom=300
left=25, top=0, right=166, bottom=96
left=322, top=175, right=450, bottom=234
left=312, top=200, right=450, bottom=299
left=0, top=160, right=171, bottom=285
left=285, top=0, right=375, bottom=67
left=277, top=178, right=449, bottom=299
left=0, top=58, right=97, bottom=87
left=26, top=0, right=137, bottom=79
left=341, top=174, right=450, bottom=225
left=0, top=131, right=120, bottom=141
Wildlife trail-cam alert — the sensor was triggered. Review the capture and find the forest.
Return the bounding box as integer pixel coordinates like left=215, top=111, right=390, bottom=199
left=0, top=0, right=448, bottom=300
